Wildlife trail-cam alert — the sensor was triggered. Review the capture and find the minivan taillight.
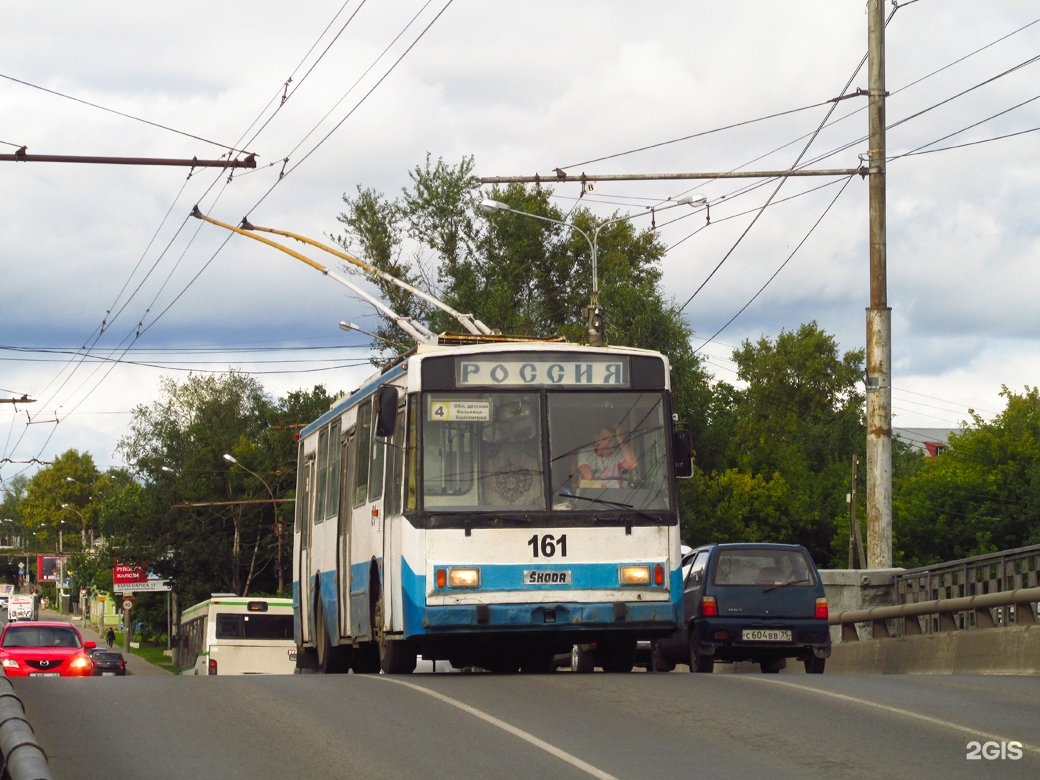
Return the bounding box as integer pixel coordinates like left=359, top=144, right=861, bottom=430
left=815, top=597, right=829, bottom=620
left=208, top=658, right=218, bottom=675
left=700, top=596, right=718, bottom=617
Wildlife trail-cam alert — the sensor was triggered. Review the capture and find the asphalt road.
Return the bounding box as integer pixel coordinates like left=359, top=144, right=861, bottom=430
left=14, top=669, right=1040, bottom=779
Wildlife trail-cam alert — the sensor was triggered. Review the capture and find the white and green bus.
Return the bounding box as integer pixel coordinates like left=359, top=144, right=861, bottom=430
left=175, top=595, right=295, bottom=675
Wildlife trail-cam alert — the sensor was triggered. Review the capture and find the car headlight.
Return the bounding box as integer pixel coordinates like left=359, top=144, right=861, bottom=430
left=68, top=655, right=94, bottom=673
left=1, top=658, right=19, bottom=669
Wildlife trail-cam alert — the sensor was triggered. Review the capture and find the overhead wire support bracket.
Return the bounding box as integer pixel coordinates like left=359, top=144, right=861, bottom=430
left=239, top=221, right=495, bottom=337
left=478, top=167, right=865, bottom=185
left=2, top=148, right=257, bottom=168
left=190, top=207, right=437, bottom=345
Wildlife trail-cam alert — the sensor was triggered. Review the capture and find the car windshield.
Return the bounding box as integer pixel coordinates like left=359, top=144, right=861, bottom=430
left=2, top=626, right=82, bottom=648
left=712, top=549, right=816, bottom=586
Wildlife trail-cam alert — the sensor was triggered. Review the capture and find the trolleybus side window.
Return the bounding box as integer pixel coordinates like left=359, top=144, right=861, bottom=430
left=354, top=399, right=372, bottom=507
left=406, top=395, right=419, bottom=512
left=384, top=405, right=406, bottom=518
left=368, top=401, right=386, bottom=503
left=315, top=427, right=329, bottom=523
left=294, top=446, right=309, bottom=539
left=326, top=419, right=341, bottom=521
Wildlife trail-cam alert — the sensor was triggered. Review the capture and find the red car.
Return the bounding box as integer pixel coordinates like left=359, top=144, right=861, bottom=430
left=0, top=621, right=96, bottom=677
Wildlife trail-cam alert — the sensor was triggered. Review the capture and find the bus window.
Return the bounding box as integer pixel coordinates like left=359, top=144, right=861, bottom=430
left=315, top=427, right=329, bottom=523
left=422, top=393, right=543, bottom=510
left=354, top=400, right=372, bottom=507
left=368, top=403, right=385, bottom=502
left=547, top=391, right=672, bottom=511
left=294, top=447, right=310, bottom=538
left=326, top=419, right=341, bottom=521
left=406, top=396, right=419, bottom=512
left=384, top=405, right=406, bottom=518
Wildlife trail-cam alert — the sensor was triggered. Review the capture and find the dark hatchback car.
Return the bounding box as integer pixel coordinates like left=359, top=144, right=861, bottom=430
left=650, top=543, right=831, bottom=674
left=89, top=650, right=128, bottom=676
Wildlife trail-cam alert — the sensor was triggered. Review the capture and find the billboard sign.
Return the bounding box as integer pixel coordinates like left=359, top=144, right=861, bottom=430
left=113, top=562, right=170, bottom=593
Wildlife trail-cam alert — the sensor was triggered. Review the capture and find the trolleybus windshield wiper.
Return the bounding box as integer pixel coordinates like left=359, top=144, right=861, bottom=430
left=557, top=491, right=632, bottom=509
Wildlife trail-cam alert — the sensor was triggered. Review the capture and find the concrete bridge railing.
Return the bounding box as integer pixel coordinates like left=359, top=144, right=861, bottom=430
left=822, top=573, right=1040, bottom=674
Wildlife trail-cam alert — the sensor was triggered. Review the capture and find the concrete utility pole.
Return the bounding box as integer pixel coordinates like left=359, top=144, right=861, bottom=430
left=865, top=0, right=892, bottom=568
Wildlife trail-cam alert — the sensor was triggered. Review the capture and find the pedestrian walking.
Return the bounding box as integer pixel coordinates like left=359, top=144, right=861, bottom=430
left=106, top=627, right=115, bottom=649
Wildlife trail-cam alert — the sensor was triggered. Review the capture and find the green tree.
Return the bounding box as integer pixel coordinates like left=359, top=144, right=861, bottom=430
left=688, top=323, right=865, bottom=565
left=117, top=372, right=282, bottom=605
left=893, top=385, right=1040, bottom=566
left=20, top=450, right=101, bottom=554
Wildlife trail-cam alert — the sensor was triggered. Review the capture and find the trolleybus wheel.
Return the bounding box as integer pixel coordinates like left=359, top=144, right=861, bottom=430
left=600, top=638, right=636, bottom=673
left=315, top=600, right=350, bottom=674
left=375, top=598, right=416, bottom=674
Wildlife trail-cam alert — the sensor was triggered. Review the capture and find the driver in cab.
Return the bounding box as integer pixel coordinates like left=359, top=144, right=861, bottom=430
left=577, top=425, right=638, bottom=485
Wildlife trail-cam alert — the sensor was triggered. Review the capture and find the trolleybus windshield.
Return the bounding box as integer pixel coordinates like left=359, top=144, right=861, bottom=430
left=420, top=390, right=672, bottom=514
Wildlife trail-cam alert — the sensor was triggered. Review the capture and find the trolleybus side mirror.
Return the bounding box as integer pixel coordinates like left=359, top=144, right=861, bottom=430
left=673, top=426, right=693, bottom=478
left=376, top=385, right=400, bottom=438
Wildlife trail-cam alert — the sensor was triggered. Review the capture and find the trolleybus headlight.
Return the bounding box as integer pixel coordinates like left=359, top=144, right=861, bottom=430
left=447, top=568, right=481, bottom=588
left=619, top=565, right=651, bottom=586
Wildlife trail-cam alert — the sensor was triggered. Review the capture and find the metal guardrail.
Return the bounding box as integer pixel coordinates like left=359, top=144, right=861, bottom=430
left=895, top=543, right=1040, bottom=605
left=0, top=674, right=53, bottom=780
left=831, top=586, right=1040, bottom=642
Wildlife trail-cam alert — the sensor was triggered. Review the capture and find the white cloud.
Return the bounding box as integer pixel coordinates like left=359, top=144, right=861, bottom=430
left=3, top=1, right=1039, bottom=480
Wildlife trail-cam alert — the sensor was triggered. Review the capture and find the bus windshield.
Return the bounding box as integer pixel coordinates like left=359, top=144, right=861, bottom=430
left=420, top=391, right=672, bottom=513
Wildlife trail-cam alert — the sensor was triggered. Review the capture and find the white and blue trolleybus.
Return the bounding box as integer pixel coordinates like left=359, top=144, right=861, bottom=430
left=292, top=336, right=693, bottom=673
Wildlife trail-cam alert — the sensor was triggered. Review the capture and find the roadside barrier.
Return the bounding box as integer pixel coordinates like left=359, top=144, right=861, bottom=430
left=0, top=673, right=53, bottom=780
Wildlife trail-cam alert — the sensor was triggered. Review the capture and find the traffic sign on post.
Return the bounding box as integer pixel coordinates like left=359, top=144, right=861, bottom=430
left=122, top=596, right=134, bottom=612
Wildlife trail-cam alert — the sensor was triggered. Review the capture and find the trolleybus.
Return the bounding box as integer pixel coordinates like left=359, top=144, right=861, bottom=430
left=176, top=595, right=295, bottom=675
left=293, top=337, right=693, bottom=673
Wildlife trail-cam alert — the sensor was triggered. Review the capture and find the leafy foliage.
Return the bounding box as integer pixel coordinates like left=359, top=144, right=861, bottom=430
left=893, top=385, right=1040, bottom=566
left=685, top=323, right=866, bottom=566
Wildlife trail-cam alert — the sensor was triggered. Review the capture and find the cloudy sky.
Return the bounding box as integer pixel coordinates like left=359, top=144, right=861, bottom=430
left=2, top=1, right=1038, bottom=481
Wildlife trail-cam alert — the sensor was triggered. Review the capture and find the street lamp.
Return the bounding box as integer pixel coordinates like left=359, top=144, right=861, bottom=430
left=480, top=194, right=707, bottom=345
left=223, top=454, right=285, bottom=593
left=60, top=503, right=89, bottom=548
left=339, top=320, right=407, bottom=349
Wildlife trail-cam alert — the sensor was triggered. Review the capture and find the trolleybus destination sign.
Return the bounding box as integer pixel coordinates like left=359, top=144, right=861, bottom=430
left=456, top=357, right=628, bottom=387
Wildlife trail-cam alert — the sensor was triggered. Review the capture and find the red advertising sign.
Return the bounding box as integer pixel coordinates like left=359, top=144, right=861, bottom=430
left=112, top=562, right=171, bottom=593
left=113, top=563, right=147, bottom=587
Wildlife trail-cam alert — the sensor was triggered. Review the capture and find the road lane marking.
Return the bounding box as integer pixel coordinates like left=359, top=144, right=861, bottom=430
left=745, top=677, right=1040, bottom=759
left=373, top=676, right=617, bottom=779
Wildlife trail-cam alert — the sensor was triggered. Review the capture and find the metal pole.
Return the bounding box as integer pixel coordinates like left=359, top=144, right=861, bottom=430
left=865, top=0, right=892, bottom=568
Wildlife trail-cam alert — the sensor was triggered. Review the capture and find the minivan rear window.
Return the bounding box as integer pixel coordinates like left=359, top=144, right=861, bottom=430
left=712, top=549, right=816, bottom=586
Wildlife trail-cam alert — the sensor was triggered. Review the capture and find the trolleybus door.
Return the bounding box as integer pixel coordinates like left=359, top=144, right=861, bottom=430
left=298, top=452, right=316, bottom=644
left=338, top=431, right=355, bottom=640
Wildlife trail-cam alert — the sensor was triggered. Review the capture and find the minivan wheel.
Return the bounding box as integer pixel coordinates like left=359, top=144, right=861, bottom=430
left=688, top=635, right=713, bottom=673
left=804, top=655, right=826, bottom=674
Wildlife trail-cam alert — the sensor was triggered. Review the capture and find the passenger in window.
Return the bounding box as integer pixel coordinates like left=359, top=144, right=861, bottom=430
left=577, top=425, right=638, bottom=484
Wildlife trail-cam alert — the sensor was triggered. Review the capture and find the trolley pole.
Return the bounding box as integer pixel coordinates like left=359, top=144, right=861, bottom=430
left=865, top=0, right=892, bottom=568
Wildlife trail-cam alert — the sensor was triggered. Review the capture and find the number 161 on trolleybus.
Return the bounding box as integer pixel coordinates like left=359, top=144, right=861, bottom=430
left=292, top=337, right=693, bottom=674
